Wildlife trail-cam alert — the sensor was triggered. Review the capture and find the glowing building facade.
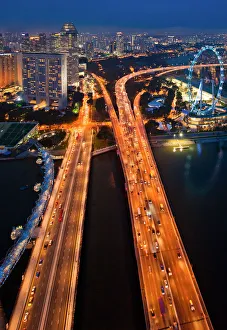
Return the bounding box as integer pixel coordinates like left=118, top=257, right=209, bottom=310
left=22, top=53, right=67, bottom=109
left=0, top=53, right=22, bottom=88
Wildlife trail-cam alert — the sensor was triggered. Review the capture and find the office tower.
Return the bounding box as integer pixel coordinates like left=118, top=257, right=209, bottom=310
left=29, top=34, right=47, bottom=52
left=67, top=51, right=79, bottom=86
left=21, top=33, right=30, bottom=52
left=116, top=32, right=124, bottom=56
left=85, top=41, right=94, bottom=60
left=109, top=41, right=116, bottom=54
left=0, top=34, right=4, bottom=52
left=22, top=53, right=67, bottom=109
left=38, top=33, right=47, bottom=52
left=29, top=36, right=41, bottom=52
left=168, top=36, right=176, bottom=44
left=60, top=22, right=78, bottom=51
left=0, top=53, right=22, bottom=88
left=49, top=33, right=61, bottom=52
left=78, top=57, right=87, bottom=78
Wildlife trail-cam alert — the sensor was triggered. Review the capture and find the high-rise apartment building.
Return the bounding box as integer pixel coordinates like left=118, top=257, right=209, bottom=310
left=22, top=53, right=67, bottom=109
left=0, top=53, right=22, bottom=88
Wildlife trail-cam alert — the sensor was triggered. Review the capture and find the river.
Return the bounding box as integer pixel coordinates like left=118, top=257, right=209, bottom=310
left=153, top=141, right=227, bottom=330
left=74, top=151, right=146, bottom=330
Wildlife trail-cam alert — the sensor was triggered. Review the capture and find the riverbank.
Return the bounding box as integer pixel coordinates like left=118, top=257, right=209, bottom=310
left=150, top=131, right=227, bottom=147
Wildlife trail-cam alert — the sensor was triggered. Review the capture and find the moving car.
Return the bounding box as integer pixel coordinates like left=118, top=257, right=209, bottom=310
left=150, top=308, right=155, bottom=318
left=177, top=251, right=182, bottom=259
left=168, top=267, right=172, bottom=276
left=189, top=300, right=195, bottom=311
left=23, top=311, right=29, bottom=323
left=161, top=286, right=165, bottom=295
left=38, top=259, right=43, bottom=266
left=31, top=286, right=36, bottom=295
left=28, top=296, right=34, bottom=307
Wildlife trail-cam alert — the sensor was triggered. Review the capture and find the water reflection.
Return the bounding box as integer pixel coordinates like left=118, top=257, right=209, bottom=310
left=184, top=143, right=223, bottom=195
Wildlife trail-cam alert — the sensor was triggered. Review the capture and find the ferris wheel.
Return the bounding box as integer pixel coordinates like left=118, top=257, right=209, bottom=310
left=187, top=45, right=225, bottom=114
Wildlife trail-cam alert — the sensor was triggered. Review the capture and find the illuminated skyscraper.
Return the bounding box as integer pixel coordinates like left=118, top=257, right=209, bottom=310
left=49, top=23, right=79, bottom=86
left=49, top=33, right=62, bottom=52
left=38, top=33, right=47, bottom=52
left=22, top=53, right=67, bottom=109
left=116, top=32, right=124, bottom=56
left=0, top=53, right=22, bottom=88
left=21, top=33, right=30, bottom=52
left=0, top=34, right=4, bottom=52
left=60, top=22, right=78, bottom=51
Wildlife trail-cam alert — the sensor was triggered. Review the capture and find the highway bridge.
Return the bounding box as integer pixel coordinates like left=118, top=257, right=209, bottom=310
left=94, top=65, right=214, bottom=330
left=9, top=100, right=93, bottom=330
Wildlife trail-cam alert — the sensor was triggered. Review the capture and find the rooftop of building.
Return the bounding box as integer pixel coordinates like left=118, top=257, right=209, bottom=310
left=61, top=23, right=78, bottom=35
left=0, top=122, right=38, bottom=148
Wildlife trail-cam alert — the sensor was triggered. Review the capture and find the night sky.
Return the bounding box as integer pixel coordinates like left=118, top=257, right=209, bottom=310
left=1, top=0, right=227, bottom=33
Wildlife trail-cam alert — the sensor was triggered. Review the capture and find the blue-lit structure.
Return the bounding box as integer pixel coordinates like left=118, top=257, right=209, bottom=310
left=187, top=45, right=225, bottom=115
left=0, top=141, right=54, bottom=287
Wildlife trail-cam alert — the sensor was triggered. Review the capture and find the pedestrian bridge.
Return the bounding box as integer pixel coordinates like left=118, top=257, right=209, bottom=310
left=92, top=145, right=117, bottom=156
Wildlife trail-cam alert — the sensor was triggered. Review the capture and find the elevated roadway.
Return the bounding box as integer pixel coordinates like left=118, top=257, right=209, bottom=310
left=94, top=66, right=214, bottom=330
left=10, top=95, right=93, bottom=330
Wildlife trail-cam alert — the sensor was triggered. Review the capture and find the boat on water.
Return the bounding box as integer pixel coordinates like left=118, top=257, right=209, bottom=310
left=11, top=226, right=23, bottom=240
left=36, top=158, right=43, bottom=165
left=20, top=185, right=29, bottom=191
left=34, top=183, right=42, bottom=192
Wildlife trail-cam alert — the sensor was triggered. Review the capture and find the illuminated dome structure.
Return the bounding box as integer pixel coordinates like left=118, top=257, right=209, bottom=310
left=61, top=23, right=78, bottom=36
left=186, top=46, right=227, bottom=128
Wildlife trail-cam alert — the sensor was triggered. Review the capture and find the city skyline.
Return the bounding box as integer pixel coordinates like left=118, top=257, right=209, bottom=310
left=1, top=0, right=227, bottom=32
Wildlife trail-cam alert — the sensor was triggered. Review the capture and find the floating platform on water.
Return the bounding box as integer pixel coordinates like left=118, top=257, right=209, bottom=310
left=173, top=146, right=190, bottom=152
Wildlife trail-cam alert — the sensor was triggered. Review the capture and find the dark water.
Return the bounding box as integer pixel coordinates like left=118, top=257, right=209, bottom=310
left=0, top=158, right=60, bottom=320
left=153, top=141, right=227, bottom=330
left=166, top=54, right=195, bottom=66
left=0, top=159, right=42, bottom=260
left=74, top=151, right=146, bottom=330
left=0, top=158, right=41, bottom=320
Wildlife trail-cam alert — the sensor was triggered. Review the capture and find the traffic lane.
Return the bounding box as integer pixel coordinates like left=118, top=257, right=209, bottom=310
left=164, top=249, right=207, bottom=325
left=47, top=165, right=85, bottom=328
left=131, top=196, right=173, bottom=328
left=117, top=73, right=213, bottom=328
left=44, top=154, right=86, bottom=328
left=123, top=133, right=182, bottom=326
left=44, top=136, right=91, bottom=329
left=148, top=183, right=207, bottom=326
left=48, top=161, right=89, bottom=329
left=181, top=318, right=210, bottom=330
left=21, top=243, right=55, bottom=330
left=146, top=174, right=208, bottom=328
left=141, top=220, right=176, bottom=327
left=20, top=135, right=83, bottom=329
